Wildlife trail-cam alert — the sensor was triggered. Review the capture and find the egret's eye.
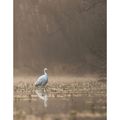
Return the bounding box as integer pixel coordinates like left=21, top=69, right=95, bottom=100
left=44, top=68, right=48, bottom=70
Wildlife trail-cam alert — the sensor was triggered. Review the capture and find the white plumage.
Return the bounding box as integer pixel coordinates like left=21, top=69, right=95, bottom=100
left=35, top=68, right=48, bottom=87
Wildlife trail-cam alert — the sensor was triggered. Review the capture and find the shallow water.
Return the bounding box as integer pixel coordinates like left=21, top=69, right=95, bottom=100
left=14, top=96, right=106, bottom=120
left=14, top=77, right=106, bottom=120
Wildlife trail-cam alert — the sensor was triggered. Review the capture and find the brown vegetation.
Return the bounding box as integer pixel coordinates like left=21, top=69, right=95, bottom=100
left=14, top=0, right=106, bottom=77
left=14, top=76, right=106, bottom=120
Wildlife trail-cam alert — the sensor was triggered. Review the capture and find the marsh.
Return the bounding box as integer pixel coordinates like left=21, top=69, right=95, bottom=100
left=14, top=75, right=106, bottom=120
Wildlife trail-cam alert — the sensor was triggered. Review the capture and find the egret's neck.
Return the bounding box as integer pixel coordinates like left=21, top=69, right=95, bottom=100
left=44, top=70, right=47, bottom=75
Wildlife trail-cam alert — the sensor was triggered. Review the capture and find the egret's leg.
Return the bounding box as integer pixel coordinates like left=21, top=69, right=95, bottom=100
left=44, top=86, right=48, bottom=93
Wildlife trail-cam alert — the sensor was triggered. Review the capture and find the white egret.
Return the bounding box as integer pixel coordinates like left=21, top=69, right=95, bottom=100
left=35, top=68, right=48, bottom=87
left=35, top=68, right=48, bottom=107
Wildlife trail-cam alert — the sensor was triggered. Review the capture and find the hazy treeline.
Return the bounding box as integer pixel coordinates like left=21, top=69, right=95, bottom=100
left=14, top=0, right=106, bottom=76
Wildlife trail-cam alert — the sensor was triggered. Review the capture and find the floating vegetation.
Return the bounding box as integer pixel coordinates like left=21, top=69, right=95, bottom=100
left=14, top=76, right=106, bottom=120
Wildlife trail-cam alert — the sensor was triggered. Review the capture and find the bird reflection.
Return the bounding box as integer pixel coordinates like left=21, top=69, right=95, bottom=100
left=35, top=87, right=48, bottom=107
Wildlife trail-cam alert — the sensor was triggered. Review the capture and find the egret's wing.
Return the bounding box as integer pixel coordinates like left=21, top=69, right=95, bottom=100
left=35, top=74, right=48, bottom=86
left=35, top=75, right=45, bottom=86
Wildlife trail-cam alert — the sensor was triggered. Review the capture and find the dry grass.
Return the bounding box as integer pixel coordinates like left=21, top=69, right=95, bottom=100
left=14, top=75, right=106, bottom=120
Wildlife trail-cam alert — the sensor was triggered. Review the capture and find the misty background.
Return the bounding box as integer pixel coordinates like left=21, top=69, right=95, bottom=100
left=14, top=0, right=106, bottom=76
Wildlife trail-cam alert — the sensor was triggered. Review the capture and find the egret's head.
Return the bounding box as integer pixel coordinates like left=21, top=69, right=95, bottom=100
left=44, top=68, right=48, bottom=71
